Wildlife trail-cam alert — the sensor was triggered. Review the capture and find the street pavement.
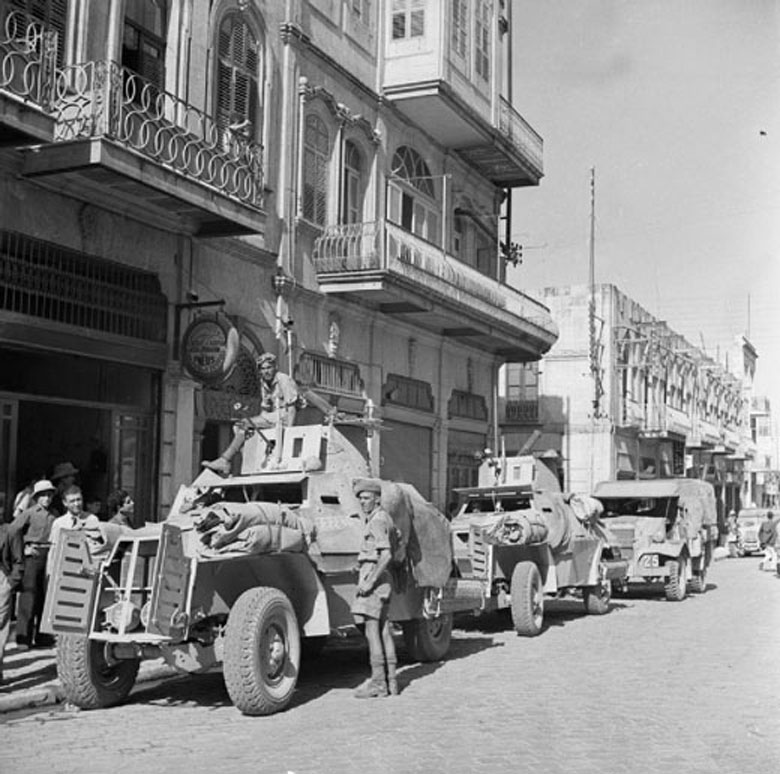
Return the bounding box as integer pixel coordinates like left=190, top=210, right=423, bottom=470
left=1, top=556, right=779, bottom=774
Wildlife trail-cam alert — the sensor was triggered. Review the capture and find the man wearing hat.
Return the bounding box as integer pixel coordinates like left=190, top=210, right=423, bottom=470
left=351, top=478, right=399, bottom=698
left=202, top=352, right=300, bottom=476
left=11, top=480, right=57, bottom=649
left=50, top=461, right=79, bottom=516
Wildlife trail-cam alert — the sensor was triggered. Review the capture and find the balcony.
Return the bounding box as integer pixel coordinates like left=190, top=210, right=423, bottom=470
left=313, top=221, right=558, bottom=360
left=0, top=8, right=58, bottom=144
left=19, top=60, right=265, bottom=237
left=382, top=74, right=542, bottom=187
left=503, top=399, right=540, bottom=425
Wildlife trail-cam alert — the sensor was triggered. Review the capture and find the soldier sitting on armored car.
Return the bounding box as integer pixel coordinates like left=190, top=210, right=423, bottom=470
left=202, top=353, right=300, bottom=476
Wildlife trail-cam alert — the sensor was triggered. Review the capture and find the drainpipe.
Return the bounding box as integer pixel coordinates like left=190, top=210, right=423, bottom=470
left=106, top=0, right=121, bottom=61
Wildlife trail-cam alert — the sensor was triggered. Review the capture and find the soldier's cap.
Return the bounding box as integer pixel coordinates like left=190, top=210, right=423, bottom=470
left=32, top=480, right=56, bottom=497
left=255, top=352, right=277, bottom=366
left=353, top=478, right=382, bottom=496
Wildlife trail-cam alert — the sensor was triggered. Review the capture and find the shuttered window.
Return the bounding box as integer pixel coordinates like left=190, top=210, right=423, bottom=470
left=216, top=12, right=261, bottom=137
left=9, top=0, right=67, bottom=66
left=474, top=0, right=490, bottom=82
left=341, top=140, right=363, bottom=224
left=122, top=0, right=167, bottom=88
left=303, top=114, right=329, bottom=225
left=452, top=0, right=468, bottom=61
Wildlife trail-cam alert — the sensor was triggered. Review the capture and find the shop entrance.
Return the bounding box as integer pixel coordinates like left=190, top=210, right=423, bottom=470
left=0, top=347, right=158, bottom=523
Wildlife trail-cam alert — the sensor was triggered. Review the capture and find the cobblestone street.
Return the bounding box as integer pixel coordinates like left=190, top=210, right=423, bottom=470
left=2, top=557, right=779, bottom=774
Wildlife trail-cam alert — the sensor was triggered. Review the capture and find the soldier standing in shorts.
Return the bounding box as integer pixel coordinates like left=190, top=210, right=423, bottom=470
left=351, top=478, right=398, bottom=698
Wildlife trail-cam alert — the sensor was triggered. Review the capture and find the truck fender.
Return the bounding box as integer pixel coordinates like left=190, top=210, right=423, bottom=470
left=193, top=553, right=330, bottom=638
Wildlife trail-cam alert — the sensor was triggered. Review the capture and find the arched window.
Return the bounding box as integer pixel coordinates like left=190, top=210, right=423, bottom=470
left=215, top=12, right=263, bottom=139
left=388, top=146, right=439, bottom=245
left=122, top=0, right=167, bottom=88
left=303, top=113, right=330, bottom=225
left=342, top=140, right=364, bottom=224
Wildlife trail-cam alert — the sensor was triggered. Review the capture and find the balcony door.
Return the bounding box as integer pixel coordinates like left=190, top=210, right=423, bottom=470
left=122, top=0, right=167, bottom=88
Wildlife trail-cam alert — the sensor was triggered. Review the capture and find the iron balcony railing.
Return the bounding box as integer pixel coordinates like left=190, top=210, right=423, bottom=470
left=504, top=399, right=539, bottom=423
left=295, top=351, right=364, bottom=396
left=313, top=220, right=556, bottom=338
left=0, top=6, right=57, bottom=109
left=51, top=59, right=264, bottom=208
left=498, top=96, right=543, bottom=176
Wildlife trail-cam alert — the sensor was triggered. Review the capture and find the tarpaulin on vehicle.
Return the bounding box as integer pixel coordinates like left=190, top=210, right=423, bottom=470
left=192, top=501, right=311, bottom=556
left=384, top=483, right=452, bottom=588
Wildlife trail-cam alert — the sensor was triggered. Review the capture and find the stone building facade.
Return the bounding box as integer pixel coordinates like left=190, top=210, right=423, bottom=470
left=500, top=284, right=755, bottom=532
left=0, top=0, right=557, bottom=519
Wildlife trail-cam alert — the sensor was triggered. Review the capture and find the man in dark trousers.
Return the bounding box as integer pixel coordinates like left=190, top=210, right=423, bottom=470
left=1, top=513, right=24, bottom=682
left=12, top=479, right=57, bottom=649
left=350, top=478, right=398, bottom=698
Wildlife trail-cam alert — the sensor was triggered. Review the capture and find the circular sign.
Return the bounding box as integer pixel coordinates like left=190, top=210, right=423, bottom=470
left=181, top=313, right=240, bottom=385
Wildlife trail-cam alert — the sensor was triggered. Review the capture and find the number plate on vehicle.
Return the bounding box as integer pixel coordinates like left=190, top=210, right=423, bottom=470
left=641, top=554, right=659, bottom=568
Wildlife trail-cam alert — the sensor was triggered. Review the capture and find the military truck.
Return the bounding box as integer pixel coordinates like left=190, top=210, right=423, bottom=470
left=592, top=478, right=718, bottom=600
left=41, top=415, right=454, bottom=715
left=441, top=451, right=628, bottom=636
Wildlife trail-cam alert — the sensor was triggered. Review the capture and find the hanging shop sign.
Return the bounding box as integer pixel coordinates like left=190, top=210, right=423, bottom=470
left=181, top=313, right=240, bottom=385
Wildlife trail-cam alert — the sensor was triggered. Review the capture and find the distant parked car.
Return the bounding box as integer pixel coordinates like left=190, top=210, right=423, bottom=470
left=735, top=508, right=767, bottom=556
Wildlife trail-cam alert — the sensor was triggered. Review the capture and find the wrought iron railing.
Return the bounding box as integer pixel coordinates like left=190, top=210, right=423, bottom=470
left=0, top=6, right=57, bottom=109
left=504, top=399, right=539, bottom=423
left=449, top=390, right=488, bottom=421
left=382, top=373, right=434, bottom=412
left=295, top=351, right=364, bottom=396
left=51, top=60, right=264, bottom=208
left=0, top=230, right=167, bottom=341
left=313, top=220, right=556, bottom=338
left=498, top=96, right=543, bottom=175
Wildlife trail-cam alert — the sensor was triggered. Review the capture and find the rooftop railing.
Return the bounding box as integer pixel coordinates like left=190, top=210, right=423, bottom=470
left=51, top=59, right=264, bottom=208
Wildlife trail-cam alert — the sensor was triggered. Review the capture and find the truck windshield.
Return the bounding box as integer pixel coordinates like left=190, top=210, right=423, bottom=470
left=598, top=497, right=677, bottom=520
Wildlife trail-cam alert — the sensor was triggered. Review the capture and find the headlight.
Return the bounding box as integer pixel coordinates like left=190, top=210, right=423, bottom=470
left=652, top=527, right=666, bottom=543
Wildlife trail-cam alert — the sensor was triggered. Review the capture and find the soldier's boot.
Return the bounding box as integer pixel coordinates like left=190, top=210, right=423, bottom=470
left=386, top=658, right=399, bottom=696
left=201, top=432, right=245, bottom=476
left=353, top=660, right=388, bottom=699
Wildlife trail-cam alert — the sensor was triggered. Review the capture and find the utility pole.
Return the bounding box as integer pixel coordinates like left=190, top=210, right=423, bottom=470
left=588, top=167, right=597, bottom=489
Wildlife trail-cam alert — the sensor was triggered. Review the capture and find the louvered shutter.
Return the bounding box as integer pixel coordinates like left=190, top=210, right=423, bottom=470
left=216, top=13, right=259, bottom=136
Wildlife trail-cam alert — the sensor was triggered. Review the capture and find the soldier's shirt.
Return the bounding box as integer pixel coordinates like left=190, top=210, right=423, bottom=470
left=260, top=372, right=299, bottom=423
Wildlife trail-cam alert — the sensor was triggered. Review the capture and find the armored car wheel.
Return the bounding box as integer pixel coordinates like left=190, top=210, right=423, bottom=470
left=664, top=556, right=687, bottom=601
left=583, top=581, right=611, bottom=615
left=57, top=635, right=140, bottom=709
left=402, top=614, right=453, bottom=661
left=223, top=586, right=301, bottom=716
left=510, top=561, right=544, bottom=636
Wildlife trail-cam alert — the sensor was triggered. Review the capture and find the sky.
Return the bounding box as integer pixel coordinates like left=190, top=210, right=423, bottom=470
left=508, top=0, right=780, bottom=410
